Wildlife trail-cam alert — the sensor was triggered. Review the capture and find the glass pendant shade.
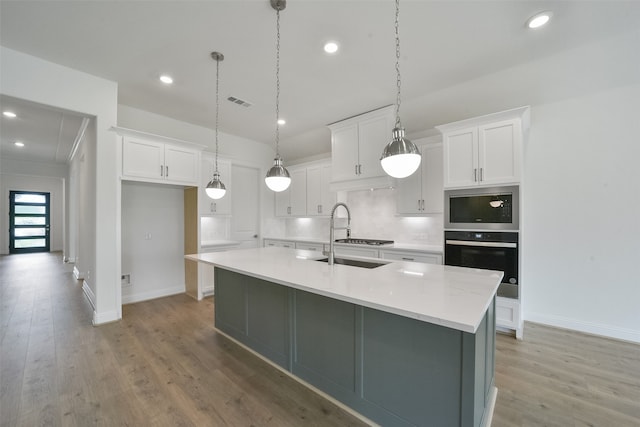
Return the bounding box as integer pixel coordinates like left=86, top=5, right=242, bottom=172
left=265, top=157, right=291, bottom=192
left=380, top=127, right=421, bottom=178
left=206, top=172, right=226, bottom=199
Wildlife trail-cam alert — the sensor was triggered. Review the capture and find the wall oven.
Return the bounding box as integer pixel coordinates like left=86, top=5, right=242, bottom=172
left=444, top=231, right=519, bottom=299
left=445, top=185, right=519, bottom=231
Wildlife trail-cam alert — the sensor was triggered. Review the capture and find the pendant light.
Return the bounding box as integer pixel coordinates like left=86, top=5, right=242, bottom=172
left=206, top=51, right=227, bottom=200
left=380, top=0, right=421, bottom=179
left=265, top=0, right=291, bottom=193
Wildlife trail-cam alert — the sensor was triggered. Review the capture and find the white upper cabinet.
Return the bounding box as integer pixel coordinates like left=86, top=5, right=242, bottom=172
left=328, top=106, right=395, bottom=191
left=437, top=107, right=529, bottom=189
left=396, top=138, right=443, bottom=214
left=200, top=154, right=231, bottom=216
left=306, top=163, right=336, bottom=216
left=275, top=168, right=307, bottom=217
left=117, top=127, right=203, bottom=186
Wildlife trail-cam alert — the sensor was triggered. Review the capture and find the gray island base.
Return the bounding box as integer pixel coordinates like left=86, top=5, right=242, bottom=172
left=214, top=267, right=497, bottom=427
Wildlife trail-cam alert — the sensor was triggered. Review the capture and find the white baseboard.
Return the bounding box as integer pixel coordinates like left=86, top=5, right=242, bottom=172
left=82, top=280, right=95, bottom=309
left=73, top=266, right=85, bottom=280
left=526, top=312, right=640, bottom=344
left=122, top=285, right=185, bottom=305
left=93, top=309, right=120, bottom=325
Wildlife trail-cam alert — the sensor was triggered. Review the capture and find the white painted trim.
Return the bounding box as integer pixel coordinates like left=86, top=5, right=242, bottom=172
left=74, top=266, right=85, bottom=280
left=68, top=117, right=90, bottom=162
left=82, top=280, right=95, bottom=309
left=526, top=313, right=640, bottom=344
left=481, top=386, right=498, bottom=427
left=122, top=285, right=185, bottom=305
left=93, top=309, right=119, bottom=325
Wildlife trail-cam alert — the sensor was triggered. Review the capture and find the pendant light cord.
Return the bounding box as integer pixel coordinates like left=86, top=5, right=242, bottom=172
left=275, top=6, right=281, bottom=157
left=395, top=0, right=402, bottom=129
left=214, top=56, right=220, bottom=173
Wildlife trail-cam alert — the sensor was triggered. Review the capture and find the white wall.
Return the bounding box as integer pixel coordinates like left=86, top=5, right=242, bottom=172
left=0, top=171, right=65, bottom=254
left=1, top=47, right=119, bottom=324
left=68, top=120, right=97, bottom=296
left=121, top=181, right=185, bottom=303
left=523, top=82, right=640, bottom=343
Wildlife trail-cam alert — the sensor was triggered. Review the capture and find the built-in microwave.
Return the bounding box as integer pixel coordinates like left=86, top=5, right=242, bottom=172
left=444, top=185, right=519, bottom=231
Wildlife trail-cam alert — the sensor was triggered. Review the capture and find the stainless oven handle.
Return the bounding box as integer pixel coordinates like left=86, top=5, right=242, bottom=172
left=446, top=240, right=517, bottom=249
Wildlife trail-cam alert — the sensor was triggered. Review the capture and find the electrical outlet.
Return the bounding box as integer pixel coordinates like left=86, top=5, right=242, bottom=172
left=121, top=274, right=131, bottom=287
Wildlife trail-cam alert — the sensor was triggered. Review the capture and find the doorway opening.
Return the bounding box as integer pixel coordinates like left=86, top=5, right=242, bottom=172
left=9, top=191, right=51, bottom=254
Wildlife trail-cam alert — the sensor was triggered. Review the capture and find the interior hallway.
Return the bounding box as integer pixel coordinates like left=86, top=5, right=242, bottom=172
left=1, top=252, right=639, bottom=426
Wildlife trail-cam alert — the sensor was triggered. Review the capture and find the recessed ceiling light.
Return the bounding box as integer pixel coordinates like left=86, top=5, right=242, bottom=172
left=3, top=111, right=17, bottom=118
left=159, top=75, right=174, bottom=84
left=15, top=141, right=25, bottom=147
left=277, top=118, right=286, bottom=125
left=324, top=41, right=339, bottom=54
left=526, top=11, right=552, bottom=29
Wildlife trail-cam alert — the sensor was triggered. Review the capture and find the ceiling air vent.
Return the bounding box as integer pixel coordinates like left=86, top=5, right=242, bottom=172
left=227, top=96, right=252, bottom=108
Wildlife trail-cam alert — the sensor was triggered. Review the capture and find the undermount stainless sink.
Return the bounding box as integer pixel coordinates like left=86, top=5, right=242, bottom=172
left=315, top=257, right=386, bottom=269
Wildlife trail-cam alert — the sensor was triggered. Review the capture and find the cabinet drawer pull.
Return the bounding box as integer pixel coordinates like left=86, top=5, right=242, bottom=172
left=402, top=257, right=415, bottom=261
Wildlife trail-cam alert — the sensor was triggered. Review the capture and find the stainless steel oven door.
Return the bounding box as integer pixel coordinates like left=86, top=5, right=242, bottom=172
left=444, top=231, right=519, bottom=298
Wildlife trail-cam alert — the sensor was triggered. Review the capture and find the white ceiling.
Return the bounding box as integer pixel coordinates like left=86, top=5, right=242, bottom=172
left=1, top=0, right=640, bottom=163
left=0, top=95, right=88, bottom=164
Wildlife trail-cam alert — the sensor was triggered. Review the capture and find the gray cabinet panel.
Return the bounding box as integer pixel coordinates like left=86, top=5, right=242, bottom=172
left=362, top=307, right=463, bottom=427
left=292, top=290, right=356, bottom=395
left=214, top=268, right=247, bottom=337
left=214, top=268, right=495, bottom=427
left=246, top=276, right=289, bottom=367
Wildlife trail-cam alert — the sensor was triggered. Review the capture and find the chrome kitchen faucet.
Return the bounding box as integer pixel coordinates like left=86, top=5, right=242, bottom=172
left=326, top=202, right=351, bottom=265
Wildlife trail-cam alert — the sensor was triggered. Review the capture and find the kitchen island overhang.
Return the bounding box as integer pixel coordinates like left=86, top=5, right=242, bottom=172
left=186, top=247, right=502, bottom=427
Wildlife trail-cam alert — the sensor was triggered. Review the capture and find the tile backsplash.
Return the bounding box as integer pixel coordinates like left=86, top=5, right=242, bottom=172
left=271, top=188, right=443, bottom=245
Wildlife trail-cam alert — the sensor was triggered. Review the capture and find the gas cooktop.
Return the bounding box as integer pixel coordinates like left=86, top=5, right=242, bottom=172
left=334, top=238, right=394, bottom=246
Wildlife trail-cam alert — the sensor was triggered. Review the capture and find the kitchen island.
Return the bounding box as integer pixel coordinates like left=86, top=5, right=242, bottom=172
left=186, top=247, right=501, bottom=427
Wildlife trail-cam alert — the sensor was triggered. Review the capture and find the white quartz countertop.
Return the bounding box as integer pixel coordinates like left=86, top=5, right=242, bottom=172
left=186, top=247, right=501, bottom=333
left=263, top=236, right=443, bottom=254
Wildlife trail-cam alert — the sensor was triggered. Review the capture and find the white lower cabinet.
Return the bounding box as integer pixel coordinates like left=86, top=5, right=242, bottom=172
left=295, top=242, right=324, bottom=252
left=263, top=239, right=295, bottom=249
left=496, top=297, right=523, bottom=339
left=379, top=249, right=442, bottom=265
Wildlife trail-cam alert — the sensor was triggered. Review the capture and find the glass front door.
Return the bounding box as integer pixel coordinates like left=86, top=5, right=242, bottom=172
left=9, top=191, right=50, bottom=254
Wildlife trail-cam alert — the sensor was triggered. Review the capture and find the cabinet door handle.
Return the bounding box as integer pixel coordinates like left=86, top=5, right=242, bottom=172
left=210, top=202, right=214, bottom=212
left=160, top=165, right=164, bottom=177
left=358, top=164, right=362, bottom=175
left=480, top=167, right=483, bottom=181
left=421, top=199, right=425, bottom=211
left=355, top=164, right=358, bottom=175
left=417, top=200, right=421, bottom=211
left=287, top=206, right=291, bottom=215
left=474, top=168, right=478, bottom=182
left=165, top=166, right=168, bottom=177
left=213, top=203, right=217, bottom=212
left=318, top=204, right=322, bottom=214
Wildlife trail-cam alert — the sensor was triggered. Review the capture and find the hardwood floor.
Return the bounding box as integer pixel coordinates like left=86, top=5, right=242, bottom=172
left=1, top=252, right=639, bottom=426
